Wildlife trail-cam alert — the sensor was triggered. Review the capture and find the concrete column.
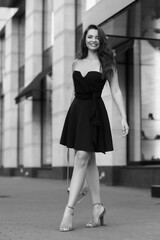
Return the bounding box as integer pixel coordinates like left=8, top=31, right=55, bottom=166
left=52, top=0, right=75, bottom=167
left=23, top=0, right=43, bottom=167
left=2, top=18, right=19, bottom=167
left=0, top=39, right=3, bottom=166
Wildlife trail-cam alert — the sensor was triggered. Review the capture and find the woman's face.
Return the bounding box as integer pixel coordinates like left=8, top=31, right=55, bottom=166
left=85, top=29, right=100, bottom=51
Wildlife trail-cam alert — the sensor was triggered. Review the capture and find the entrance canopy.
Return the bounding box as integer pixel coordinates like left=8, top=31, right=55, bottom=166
left=15, top=66, right=52, bottom=104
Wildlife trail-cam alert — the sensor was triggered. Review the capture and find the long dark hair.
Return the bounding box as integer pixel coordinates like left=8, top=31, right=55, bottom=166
left=77, top=24, right=116, bottom=80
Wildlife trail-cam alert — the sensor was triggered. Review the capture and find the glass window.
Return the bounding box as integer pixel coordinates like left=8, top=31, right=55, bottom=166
left=141, top=0, right=160, bottom=40
left=43, top=0, right=53, bottom=51
left=43, top=46, right=52, bottom=69
left=43, top=0, right=53, bottom=69
left=76, top=0, right=85, bottom=26
left=0, top=36, right=5, bottom=166
left=17, top=66, right=24, bottom=166
left=141, top=39, right=160, bottom=162
left=17, top=14, right=25, bottom=167
left=19, top=15, right=25, bottom=67
left=0, top=94, right=4, bottom=167
left=75, top=24, right=82, bottom=56
left=75, top=0, right=84, bottom=55
left=101, top=0, right=160, bottom=40
left=100, top=0, right=160, bottom=164
left=41, top=73, right=52, bottom=166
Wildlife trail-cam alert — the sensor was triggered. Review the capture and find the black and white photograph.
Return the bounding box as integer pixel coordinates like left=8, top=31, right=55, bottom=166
left=0, top=0, right=160, bottom=239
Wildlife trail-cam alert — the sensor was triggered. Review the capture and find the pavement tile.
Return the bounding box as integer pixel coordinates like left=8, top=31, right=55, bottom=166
left=0, top=177, right=160, bottom=240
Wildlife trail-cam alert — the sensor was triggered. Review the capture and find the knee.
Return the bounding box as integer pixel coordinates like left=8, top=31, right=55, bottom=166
left=76, top=151, right=91, bottom=168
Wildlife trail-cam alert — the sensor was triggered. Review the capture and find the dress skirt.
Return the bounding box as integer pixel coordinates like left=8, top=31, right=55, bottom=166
left=60, top=97, right=113, bottom=154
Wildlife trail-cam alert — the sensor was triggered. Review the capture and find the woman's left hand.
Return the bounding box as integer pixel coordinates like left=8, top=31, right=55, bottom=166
left=121, top=119, right=129, bottom=137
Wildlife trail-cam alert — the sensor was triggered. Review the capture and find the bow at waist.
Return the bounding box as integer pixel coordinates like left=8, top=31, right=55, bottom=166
left=75, top=92, right=101, bottom=125
left=75, top=92, right=101, bottom=100
left=75, top=92, right=101, bottom=148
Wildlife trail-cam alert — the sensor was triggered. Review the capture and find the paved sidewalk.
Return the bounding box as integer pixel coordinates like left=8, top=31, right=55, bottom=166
left=0, top=177, right=160, bottom=240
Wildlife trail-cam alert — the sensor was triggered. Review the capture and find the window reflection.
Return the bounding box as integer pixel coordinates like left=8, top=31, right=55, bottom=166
left=141, top=0, right=160, bottom=40
left=100, top=0, right=160, bottom=164
left=141, top=40, right=160, bottom=162
left=101, top=0, right=160, bottom=40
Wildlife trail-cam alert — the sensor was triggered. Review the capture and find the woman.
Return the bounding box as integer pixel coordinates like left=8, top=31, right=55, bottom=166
left=59, top=24, right=129, bottom=232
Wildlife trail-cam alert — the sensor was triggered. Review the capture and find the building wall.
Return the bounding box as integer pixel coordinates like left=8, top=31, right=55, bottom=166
left=52, top=0, right=75, bottom=167
left=23, top=0, right=43, bottom=167
left=2, top=18, right=19, bottom=167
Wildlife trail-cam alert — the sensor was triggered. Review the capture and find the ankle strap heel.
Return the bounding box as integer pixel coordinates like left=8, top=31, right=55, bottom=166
left=92, top=203, right=103, bottom=207
left=86, top=203, right=106, bottom=228
left=67, top=205, right=74, bottom=210
left=60, top=206, right=74, bottom=232
left=66, top=205, right=74, bottom=216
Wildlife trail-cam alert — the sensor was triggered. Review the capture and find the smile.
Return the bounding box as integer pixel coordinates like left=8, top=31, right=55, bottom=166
left=89, top=43, right=99, bottom=47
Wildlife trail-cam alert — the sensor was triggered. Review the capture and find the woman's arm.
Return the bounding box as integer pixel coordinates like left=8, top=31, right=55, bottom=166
left=108, top=70, right=129, bottom=137
left=70, top=59, right=78, bottom=102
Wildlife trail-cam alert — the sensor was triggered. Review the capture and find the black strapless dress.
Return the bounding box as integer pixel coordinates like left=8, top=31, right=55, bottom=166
left=60, top=71, right=113, bottom=154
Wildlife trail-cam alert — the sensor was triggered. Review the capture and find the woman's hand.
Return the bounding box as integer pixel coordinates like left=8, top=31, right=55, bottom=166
left=121, top=119, right=129, bottom=137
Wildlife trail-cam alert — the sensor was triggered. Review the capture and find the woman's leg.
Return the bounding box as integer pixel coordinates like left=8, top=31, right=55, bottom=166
left=86, top=153, right=101, bottom=204
left=60, top=150, right=91, bottom=231
left=67, top=150, right=91, bottom=207
left=86, top=153, right=105, bottom=227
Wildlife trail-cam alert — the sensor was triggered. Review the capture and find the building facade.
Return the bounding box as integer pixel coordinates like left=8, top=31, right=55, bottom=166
left=0, top=0, right=160, bottom=187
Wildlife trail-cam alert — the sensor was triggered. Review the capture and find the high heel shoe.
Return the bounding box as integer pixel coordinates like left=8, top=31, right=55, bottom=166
left=86, top=203, right=106, bottom=228
left=59, top=205, right=74, bottom=232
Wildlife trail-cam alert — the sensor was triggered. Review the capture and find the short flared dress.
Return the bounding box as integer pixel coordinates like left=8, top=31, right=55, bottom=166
left=60, top=70, right=113, bottom=154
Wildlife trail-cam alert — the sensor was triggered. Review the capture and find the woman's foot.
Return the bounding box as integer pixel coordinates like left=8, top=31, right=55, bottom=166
left=59, top=205, right=74, bottom=232
left=86, top=203, right=106, bottom=228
